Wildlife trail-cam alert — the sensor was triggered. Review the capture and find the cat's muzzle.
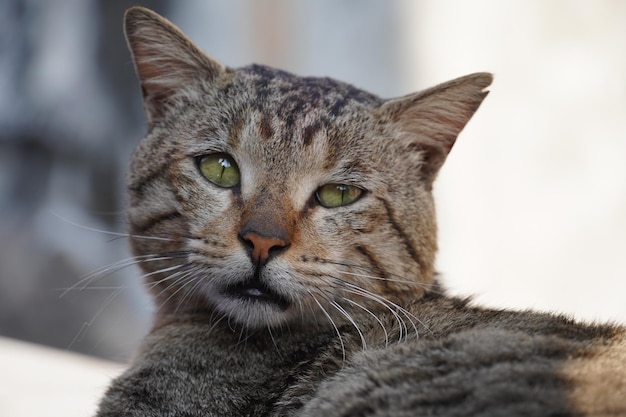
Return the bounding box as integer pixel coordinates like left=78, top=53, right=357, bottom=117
left=221, top=276, right=291, bottom=311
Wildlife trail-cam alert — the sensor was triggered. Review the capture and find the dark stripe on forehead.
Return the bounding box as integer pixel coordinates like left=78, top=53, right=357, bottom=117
left=239, top=64, right=382, bottom=118
left=198, top=126, right=219, bottom=139
left=301, top=121, right=322, bottom=147
left=227, top=117, right=244, bottom=148
left=258, top=113, right=274, bottom=141
left=377, top=197, right=422, bottom=269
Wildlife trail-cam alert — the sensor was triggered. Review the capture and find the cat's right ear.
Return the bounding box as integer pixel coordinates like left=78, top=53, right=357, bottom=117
left=124, top=7, right=225, bottom=125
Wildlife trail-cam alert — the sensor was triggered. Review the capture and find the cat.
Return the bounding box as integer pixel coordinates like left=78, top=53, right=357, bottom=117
left=96, top=6, right=626, bottom=416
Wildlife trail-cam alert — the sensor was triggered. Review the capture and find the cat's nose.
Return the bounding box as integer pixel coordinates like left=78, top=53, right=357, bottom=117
left=240, top=231, right=290, bottom=265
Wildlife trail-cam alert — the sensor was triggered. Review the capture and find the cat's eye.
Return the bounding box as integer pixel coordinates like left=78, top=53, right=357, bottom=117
left=198, top=153, right=240, bottom=188
left=316, top=183, right=364, bottom=208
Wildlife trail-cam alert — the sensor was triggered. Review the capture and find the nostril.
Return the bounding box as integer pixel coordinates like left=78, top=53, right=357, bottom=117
left=240, top=231, right=289, bottom=265
left=239, top=233, right=255, bottom=250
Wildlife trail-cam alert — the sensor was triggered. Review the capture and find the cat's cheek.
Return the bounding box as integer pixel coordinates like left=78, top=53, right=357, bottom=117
left=312, top=207, right=375, bottom=257
left=291, top=221, right=333, bottom=263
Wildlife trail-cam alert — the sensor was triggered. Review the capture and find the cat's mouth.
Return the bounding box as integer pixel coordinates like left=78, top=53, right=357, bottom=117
left=221, top=277, right=290, bottom=310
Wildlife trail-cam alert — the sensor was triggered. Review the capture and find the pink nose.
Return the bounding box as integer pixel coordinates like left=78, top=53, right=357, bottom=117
left=241, top=231, right=289, bottom=264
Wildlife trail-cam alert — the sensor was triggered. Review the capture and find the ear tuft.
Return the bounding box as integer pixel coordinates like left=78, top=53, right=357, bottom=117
left=379, top=72, right=492, bottom=183
left=124, top=7, right=225, bottom=124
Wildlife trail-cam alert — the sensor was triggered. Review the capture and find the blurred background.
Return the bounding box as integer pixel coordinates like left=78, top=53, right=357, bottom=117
left=1, top=0, right=625, bottom=365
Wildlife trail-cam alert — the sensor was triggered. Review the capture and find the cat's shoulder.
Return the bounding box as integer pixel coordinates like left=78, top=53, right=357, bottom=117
left=293, top=298, right=626, bottom=417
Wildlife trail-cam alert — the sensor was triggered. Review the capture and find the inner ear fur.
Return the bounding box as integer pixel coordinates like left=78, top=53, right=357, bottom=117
left=123, top=6, right=225, bottom=124
left=378, top=73, right=492, bottom=183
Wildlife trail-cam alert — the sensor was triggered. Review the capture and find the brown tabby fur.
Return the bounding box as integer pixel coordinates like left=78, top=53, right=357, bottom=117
left=97, top=7, right=626, bottom=416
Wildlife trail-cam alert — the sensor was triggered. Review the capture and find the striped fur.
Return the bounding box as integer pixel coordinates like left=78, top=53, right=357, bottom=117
left=96, top=7, right=626, bottom=416
left=123, top=7, right=490, bottom=328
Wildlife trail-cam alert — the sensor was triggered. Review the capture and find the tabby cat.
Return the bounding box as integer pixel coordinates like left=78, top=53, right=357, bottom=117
left=96, top=7, right=626, bottom=416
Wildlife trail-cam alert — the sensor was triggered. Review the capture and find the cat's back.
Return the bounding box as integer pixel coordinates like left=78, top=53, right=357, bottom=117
left=291, top=295, right=626, bottom=417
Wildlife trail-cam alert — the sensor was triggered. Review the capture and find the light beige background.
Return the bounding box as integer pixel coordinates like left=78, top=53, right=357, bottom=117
left=408, top=1, right=626, bottom=321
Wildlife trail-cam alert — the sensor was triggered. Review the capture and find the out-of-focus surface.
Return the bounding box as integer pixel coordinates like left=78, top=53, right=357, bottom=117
left=0, top=336, right=124, bottom=417
left=0, top=0, right=624, bottom=380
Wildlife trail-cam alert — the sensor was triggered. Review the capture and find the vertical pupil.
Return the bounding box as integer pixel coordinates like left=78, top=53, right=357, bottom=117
left=219, top=157, right=230, bottom=178
left=338, top=185, right=347, bottom=203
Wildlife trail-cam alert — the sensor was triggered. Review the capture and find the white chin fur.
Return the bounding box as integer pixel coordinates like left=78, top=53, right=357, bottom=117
left=211, top=292, right=292, bottom=328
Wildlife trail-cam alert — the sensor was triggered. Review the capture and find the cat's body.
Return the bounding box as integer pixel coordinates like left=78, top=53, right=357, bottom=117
left=97, top=7, right=626, bottom=416
left=99, top=292, right=625, bottom=416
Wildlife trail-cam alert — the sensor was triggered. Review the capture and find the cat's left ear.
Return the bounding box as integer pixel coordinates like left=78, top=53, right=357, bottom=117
left=124, top=7, right=226, bottom=125
left=378, top=73, right=492, bottom=184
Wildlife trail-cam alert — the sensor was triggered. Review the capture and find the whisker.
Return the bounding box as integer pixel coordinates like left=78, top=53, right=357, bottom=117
left=173, top=269, right=207, bottom=315
left=340, top=270, right=438, bottom=290
left=115, top=263, right=188, bottom=298
left=60, top=252, right=188, bottom=298
left=150, top=268, right=192, bottom=296
left=51, top=212, right=180, bottom=242
left=56, top=286, right=133, bottom=292
left=60, top=256, right=141, bottom=297
left=330, top=300, right=367, bottom=350
left=266, top=325, right=282, bottom=356
left=307, top=289, right=346, bottom=362
left=146, top=263, right=187, bottom=280
left=66, top=287, right=124, bottom=351
left=342, top=285, right=407, bottom=341
left=153, top=267, right=204, bottom=314
left=341, top=297, right=389, bottom=347
left=144, top=269, right=185, bottom=292
left=342, top=281, right=427, bottom=340
left=206, top=313, right=228, bottom=335
left=320, top=258, right=444, bottom=294
left=235, top=322, right=259, bottom=347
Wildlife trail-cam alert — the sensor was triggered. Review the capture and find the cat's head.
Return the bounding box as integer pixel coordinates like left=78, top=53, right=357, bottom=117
left=123, top=7, right=491, bottom=328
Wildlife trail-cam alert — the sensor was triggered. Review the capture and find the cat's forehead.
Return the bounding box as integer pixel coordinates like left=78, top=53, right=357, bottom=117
left=199, top=64, right=385, bottom=162
left=232, top=64, right=382, bottom=120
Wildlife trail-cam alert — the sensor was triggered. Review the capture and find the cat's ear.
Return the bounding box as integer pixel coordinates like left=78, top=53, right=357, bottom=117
left=124, top=7, right=225, bottom=124
left=378, top=73, right=492, bottom=184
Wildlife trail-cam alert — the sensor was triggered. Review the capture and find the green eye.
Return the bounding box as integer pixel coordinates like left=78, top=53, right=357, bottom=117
left=198, top=153, right=240, bottom=188
left=316, top=183, right=364, bottom=208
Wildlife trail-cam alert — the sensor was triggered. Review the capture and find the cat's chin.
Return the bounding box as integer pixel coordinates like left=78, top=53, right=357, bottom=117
left=201, top=278, right=295, bottom=328
left=221, top=277, right=291, bottom=311
left=213, top=295, right=293, bottom=328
